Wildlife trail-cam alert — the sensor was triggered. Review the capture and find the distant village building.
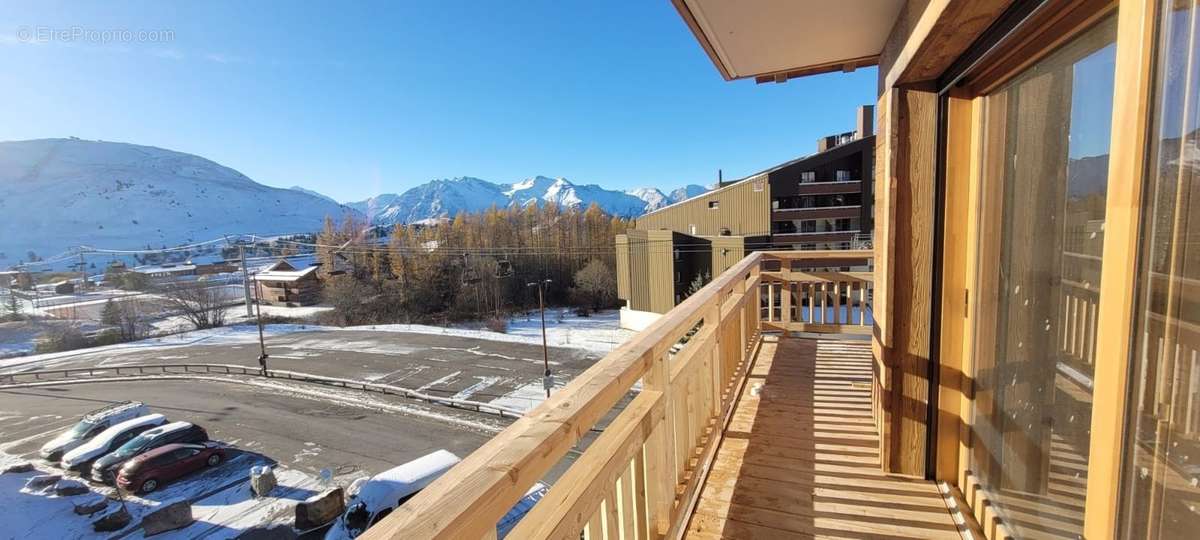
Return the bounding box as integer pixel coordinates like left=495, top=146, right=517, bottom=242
left=132, top=263, right=198, bottom=281
left=130, top=260, right=237, bottom=282
left=252, top=259, right=321, bottom=306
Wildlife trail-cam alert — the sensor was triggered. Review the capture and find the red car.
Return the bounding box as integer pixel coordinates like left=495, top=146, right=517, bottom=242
left=116, top=442, right=226, bottom=494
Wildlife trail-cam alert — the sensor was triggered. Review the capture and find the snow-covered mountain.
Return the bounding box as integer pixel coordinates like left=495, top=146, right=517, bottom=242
left=0, top=137, right=713, bottom=264
left=669, top=184, right=709, bottom=204
left=349, top=176, right=707, bottom=226
left=627, top=187, right=668, bottom=209
left=289, top=185, right=338, bottom=204
left=0, top=138, right=358, bottom=264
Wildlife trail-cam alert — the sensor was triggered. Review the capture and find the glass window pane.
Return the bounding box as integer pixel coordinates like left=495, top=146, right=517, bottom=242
left=971, top=15, right=1116, bottom=540
left=1119, top=1, right=1200, bottom=537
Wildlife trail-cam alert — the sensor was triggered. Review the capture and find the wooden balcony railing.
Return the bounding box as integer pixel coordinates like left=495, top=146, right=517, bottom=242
left=362, top=249, right=873, bottom=540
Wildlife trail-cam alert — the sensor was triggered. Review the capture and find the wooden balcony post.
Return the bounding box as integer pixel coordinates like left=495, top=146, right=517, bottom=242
left=766, top=280, right=774, bottom=322
left=643, top=348, right=675, bottom=536
left=780, top=280, right=792, bottom=325
left=708, top=299, right=723, bottom=418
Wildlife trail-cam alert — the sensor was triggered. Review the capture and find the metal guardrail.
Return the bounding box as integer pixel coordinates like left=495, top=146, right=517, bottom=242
left=0, top=363, right=525, bottom=419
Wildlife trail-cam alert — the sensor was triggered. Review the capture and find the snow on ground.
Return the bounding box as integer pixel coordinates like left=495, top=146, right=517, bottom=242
left=0, top=324, right=316, bottom=370
left=153, top=304, right=334, bottom=334
left=343, top=309, right=634, bottom=356
left=1, top=310, right=634, bottom=420
left=233, top=377, right=507, bottom=434
left=3, top=309, right=631, bottom=370
left=0, top=448, right=325, bottom=540
left=451, top=376, right=501, bottom=401
left=490, top=380, right=568, bottom=413
left=128, top=468, right=324, bottom=540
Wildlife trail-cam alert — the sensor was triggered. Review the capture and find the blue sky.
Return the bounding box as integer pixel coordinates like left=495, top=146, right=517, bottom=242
left=0, top=1, right=877, bottom=202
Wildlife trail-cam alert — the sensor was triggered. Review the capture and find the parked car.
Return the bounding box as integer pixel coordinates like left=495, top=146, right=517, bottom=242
left=116, top=442, right=225, bottom=494
left=61, top=414, right=167, bottom=474
left=90, top=421, right=208, bottom=484
left=496, top=481, right=549, bottom=539
left=40, top=401, right=150, bottom=462
left=326, top=450, right=461, bottom=539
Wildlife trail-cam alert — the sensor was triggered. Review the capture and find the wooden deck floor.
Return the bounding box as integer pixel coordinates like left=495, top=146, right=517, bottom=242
left=684, top=336, right=963, bottom=540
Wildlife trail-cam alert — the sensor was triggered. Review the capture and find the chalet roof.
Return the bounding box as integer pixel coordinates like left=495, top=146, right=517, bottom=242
left=253, top=264, right=318, bottom=283
left=265, top=259, right=298, bottom=272
left=132, top=264, right=196, bottom=274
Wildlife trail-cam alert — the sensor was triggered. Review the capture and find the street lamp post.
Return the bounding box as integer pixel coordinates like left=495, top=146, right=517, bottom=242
left=527, top=279, right=553, bottom=398
left=253, top=278, right=269, bottom=377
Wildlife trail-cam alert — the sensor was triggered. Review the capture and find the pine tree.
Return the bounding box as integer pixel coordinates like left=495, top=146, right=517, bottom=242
left=684, top=270, right=712, bottom=299
left=4, top=287, right=20, bottom=318
left=101, top=299, right=121, bottom=326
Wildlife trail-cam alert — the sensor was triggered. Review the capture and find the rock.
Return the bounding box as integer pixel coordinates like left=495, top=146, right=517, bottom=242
left=1, top=461, right=33, bottom=474
left=54, top=478, right=90, bottom=496
left=73, top=495, right=109, bottom=515
left=295, top=487, right=344, bottom=530
left=24, top=474, right=61, bottom=492
left=250, top=466, right=277, bottom=498
left=142, top=499, right=194, bottom=536
left=93, top=506, right=132, bottom=532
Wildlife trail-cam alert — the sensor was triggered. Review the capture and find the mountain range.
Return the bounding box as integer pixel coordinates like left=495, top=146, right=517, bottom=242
left=342, top=176, right=707, bottom=226
left=0, top=139, right=706, bottom=264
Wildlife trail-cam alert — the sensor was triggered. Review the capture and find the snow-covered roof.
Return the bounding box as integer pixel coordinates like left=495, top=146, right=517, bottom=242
left=83, top=401, right=147, bottom=424
left=352, top=450, right=460, bottom=506
left=132, top=263, right=197, bottom=274
left=253, top=264, right=319, bottom=283
left=62, top=414, right=166, bottom=465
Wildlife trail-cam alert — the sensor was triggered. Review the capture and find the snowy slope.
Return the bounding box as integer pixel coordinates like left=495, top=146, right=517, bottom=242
left=350, top=176, right=704, bottom=226
left=289, top=185, right=339, bottom=204
left=0, top=138, right=358, bottom=263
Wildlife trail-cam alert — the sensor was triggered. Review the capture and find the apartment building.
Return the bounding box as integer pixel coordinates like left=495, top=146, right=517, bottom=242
left=371, top=1, right=1199, bottom=539
left=616, top=107, right=875, bottom=315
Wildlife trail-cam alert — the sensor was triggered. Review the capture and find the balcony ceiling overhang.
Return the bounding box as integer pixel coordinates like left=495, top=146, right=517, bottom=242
left=672, top=0, right=905, bottom=83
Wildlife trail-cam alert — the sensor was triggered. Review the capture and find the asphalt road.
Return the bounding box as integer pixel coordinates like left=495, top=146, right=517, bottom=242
left=0, top=379, right=496, bottom=480
left=2, top=329, right=603, bottom=412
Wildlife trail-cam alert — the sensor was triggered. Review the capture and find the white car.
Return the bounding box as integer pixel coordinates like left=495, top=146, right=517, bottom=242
left=40, top=401, right=150, bottom=462
left=62, top=414, right=167, bottom=473
left=326, top=450, right=461, bottom=539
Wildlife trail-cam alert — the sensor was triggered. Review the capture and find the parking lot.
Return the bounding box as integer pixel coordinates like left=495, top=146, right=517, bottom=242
left=0, top=377, right=506, bottom=538
left=2, top=327, right=607, bottom=413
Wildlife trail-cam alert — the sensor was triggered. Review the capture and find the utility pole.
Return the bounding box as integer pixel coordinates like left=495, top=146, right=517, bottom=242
left=238, top=244, right=253, bottom=318
left=253, top=278, right=269, bottom=377
left=527, top=278, right=553, bottom=398
left=78, top=249, right=87, bottom=292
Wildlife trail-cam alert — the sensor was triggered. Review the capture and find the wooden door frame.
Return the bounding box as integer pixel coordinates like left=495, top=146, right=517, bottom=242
left=931, top=0, right=1159, bottom=538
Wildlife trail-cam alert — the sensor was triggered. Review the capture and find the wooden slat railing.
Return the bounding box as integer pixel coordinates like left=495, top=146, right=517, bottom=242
left=760, top=250, right=874, bottom=335
left=362, top=249, right=872, bottom=540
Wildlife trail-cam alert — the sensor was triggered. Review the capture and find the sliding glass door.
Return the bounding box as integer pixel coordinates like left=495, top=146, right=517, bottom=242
left=969, top=15, right=1117, bottom=539
left=1118, top=0, right=1200, bottom=537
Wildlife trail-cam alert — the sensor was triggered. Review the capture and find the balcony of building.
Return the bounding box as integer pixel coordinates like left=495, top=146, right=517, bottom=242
left=793, top=180, right=864, bottom=196
left=362, top=250, right=970, bottom=540
left=771, top=205, right=863, bottom=221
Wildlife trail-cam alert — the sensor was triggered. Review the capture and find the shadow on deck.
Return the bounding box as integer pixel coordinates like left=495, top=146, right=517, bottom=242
left=684, top=336, right=963, bottom=539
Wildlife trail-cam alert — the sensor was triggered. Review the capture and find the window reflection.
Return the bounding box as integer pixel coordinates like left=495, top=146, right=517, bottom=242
left=971, top=15, right=1116, bottom=540
left=1119, top=1, right=1200, bottom=537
